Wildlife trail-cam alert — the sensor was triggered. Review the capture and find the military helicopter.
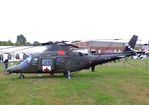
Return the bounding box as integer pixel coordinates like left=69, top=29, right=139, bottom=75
left=6, top=35, right=138, bottom=79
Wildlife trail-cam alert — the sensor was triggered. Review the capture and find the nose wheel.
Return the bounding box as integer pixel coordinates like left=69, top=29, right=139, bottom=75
left=19, top=73, right=25, bottom=79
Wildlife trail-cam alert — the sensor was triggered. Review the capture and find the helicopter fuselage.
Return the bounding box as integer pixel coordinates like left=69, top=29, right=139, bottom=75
left=7, top=51, right=133, bottom=74
left=6, top=35, right=138, bottom=79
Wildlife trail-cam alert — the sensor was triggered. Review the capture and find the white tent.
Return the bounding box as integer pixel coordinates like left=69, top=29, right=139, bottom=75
left=0, top=46, right=47, bottom=61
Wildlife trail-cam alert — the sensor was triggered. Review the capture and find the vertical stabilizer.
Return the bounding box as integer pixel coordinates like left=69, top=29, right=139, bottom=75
left=123, top=35, right=138, bottom=52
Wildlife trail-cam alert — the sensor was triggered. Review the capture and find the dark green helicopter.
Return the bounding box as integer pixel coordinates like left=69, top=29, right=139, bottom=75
left=7, top=35, right=138, bottom=79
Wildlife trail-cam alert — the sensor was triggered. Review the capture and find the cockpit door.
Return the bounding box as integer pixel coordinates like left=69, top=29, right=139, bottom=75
left=30, top=57, right=39, bottom=72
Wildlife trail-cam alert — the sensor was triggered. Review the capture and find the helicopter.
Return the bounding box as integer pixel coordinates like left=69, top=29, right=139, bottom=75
left=6, top=35, right=138, bottom=79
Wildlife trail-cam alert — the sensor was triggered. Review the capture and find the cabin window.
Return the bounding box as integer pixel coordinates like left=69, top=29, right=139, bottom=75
left=56, top=57, right=64, bottom=65
left=42, top=59, right=52, bottom=66
left=32, top=58, right=38, bottom=65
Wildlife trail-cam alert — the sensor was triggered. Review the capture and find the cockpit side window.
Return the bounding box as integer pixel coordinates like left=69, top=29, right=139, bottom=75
left=20, top=55, right=31, bottom=65
left=21, top=55, right=32, bottom=64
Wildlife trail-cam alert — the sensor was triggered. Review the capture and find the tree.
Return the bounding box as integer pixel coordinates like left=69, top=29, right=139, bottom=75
left=26, top=42, right=31, bottom=46
left=0, top=40, right=14, bottom=46
left=7, top=40, right=14, bottom=46
left=15, top=34, right=27, bottom=45
left=33, top=41, right=40, bottom=45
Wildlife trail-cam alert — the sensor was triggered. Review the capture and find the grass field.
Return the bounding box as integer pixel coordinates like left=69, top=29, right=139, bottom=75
left=0, top=58, right=149, bottom=105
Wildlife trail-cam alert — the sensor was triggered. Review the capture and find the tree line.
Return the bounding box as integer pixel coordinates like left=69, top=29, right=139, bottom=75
left=0, top=34, right=40, bottom=46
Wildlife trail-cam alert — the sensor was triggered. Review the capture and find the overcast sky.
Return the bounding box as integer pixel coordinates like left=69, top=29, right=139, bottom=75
left=0, top=0, right=149, bottom=43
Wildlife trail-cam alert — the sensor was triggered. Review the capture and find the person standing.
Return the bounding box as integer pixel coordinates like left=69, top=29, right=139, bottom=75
left=3, top=59, right=9, bottom=70
left=0, top=54, right=3, bottom=63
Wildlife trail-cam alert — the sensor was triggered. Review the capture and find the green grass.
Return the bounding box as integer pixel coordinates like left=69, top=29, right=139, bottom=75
left=0, top=58, right=149, bottom=105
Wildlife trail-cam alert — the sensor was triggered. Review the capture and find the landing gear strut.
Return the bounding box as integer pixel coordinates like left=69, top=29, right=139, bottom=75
left=63, top=72, right=67, bottom=77
left=91, top=66, right=95, bottom=72
left=19, top=73, right=25, bottom=79
left=50, top=72, right=54, bottom=77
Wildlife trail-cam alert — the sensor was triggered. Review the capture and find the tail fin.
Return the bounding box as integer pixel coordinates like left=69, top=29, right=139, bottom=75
left=123, top=35, right=138, bottom=52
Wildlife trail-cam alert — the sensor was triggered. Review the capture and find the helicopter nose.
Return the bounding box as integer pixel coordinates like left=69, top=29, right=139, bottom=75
left=7, top=65, right=22, bottom=73
left=7, top=61, right=29, bottom=73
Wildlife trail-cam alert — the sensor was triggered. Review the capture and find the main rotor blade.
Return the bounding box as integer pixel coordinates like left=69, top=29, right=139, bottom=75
left=0, top=46, right=18, bottom=50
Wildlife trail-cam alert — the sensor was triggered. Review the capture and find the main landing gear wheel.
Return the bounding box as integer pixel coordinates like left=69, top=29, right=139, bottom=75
left=67, top=70, right=72, bottom=79
left=19, top=74, right=25, bottom=79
